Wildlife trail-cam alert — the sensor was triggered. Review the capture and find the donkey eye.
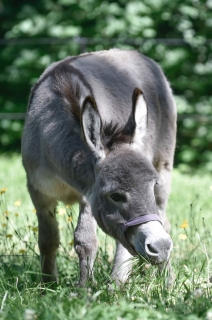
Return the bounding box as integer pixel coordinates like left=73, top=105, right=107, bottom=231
left=110, top=193, right=126, bottom=203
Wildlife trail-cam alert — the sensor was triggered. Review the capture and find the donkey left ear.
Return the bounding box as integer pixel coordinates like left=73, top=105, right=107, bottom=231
left=81, top=96, right=106, bottom=160
left=132, top=88, right=148, bottom=145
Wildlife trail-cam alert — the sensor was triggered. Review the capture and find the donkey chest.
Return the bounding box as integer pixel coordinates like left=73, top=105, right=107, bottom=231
left=32, top=168, right=81, bottom=204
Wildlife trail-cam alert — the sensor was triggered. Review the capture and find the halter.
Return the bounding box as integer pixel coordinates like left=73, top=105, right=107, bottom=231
left=100, top=212, right=162, bottom=255
left=120, top=214, right=162, bottom=232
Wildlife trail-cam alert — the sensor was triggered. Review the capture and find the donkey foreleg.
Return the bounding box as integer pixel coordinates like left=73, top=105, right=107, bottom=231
left=111, top=241, right=132, bottom=285
left=28, top=183, right=59, bottom=283
left=155, top=165, right=174, bottom=286
left=154, top=165, right=172, bottom=232
left=74, top=197, right=98, bottom=287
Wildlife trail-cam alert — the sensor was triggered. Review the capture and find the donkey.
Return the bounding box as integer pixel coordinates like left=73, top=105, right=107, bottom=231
left=22, top=49, right=176, bottom=286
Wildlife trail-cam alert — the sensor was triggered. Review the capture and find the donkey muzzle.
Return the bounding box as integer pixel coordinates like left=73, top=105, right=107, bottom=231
left=126, top=220, right=173, bottom=264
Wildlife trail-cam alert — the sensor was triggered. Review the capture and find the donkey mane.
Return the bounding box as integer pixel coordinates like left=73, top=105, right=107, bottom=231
left=102, top=122, right=132, bottom=150
left=52, top=64, right=81, bottom=123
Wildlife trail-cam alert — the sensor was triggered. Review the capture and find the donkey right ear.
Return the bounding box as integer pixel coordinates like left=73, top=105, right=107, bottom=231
left=81, top=96, right=105, bottom=160
left=132, top=88, right=148, bottom=146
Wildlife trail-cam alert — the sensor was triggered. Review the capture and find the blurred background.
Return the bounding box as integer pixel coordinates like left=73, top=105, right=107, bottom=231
left=0, top=0, right=211, bottom=171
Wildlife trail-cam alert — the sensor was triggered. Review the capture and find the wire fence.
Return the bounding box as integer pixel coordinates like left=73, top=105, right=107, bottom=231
left=1, top=36, right=212, bottom=52
left=0, top=37, right=211, bottom=122
left=1, top=37, right=212, bottom=46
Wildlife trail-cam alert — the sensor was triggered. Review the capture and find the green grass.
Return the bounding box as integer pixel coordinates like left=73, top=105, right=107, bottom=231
left=0, top=154, right=212, bottom=320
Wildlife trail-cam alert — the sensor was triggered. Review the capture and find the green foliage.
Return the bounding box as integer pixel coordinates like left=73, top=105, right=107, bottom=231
left=0, top=0, right=212, bottom=167
left=1, top=155, right=212, bottom=319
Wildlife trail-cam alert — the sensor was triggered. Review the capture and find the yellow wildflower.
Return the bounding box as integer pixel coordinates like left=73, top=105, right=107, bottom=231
left=67, top=217, right=73, bottom=223
left=32, top=208, right=36, bottom=213
left=58, top=208, right=66, bottom=215
left=179, top=234, right=187, bottom=240
left=69, top=239, right=74, bottom=246
left=6, top=234, right=13, bottom=238
left=19, top=249, right=26, bottom=254
left=4, top=211, right=9, bottom=216
left=32, top=227, right=38, bottom=232
left=180, top=220, right=188, bottom=229
left=14, top=200, right=21, bottom=207
left=14, top=213, right=19, bottom=217
left=0, top=188, right=7, bottom=194
left=66, top=205, right=71, bottom=209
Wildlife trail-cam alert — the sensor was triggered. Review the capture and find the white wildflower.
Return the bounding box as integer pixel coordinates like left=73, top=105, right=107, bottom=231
left=193, top=288, right=203, bottom=298
left=70, top=292, right=77, bottom=298
left=24, top=309, right=36, bottom=320
left=206, top=309, right=212, bottom=320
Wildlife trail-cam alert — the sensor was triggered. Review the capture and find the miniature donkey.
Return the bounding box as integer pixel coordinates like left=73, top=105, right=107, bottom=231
left=22, top=49, right=176, bottom=286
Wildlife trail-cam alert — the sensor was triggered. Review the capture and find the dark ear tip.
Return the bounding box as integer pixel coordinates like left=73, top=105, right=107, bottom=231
left=82, top=96, right=98, bottom=113
left=81, top=95, right=102, bottom=135
left=134, top=87, right=142, bottom=94
left=132, top=88, right=143, bottom=104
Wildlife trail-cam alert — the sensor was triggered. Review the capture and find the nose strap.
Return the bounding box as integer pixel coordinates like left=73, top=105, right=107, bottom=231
left=120, top=214, right=162, bottom=232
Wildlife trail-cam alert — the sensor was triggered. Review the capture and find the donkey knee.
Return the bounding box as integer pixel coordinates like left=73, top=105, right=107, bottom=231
left=74, top=231, right=97, bottom=259
left=74, top=230, right=98, bottom=286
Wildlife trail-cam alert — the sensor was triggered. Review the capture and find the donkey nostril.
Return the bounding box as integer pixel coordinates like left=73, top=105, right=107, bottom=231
left=145, top=237, right=172, bottom=261
left=147, top=243, right=159, bottom=255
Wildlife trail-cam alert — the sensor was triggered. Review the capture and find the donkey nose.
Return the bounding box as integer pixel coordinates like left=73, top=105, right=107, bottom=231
left=145, top=237, right=172, bottom=264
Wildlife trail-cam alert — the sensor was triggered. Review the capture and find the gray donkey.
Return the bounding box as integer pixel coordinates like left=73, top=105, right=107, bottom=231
left=22, top=49, right=176, bottom=286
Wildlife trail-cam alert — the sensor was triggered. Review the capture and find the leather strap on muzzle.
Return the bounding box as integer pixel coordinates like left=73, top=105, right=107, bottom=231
left=120, top=214, right=162, bottom=232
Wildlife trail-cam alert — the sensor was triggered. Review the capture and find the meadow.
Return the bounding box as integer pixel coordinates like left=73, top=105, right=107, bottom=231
left=0, top=154, right=212, bottom=320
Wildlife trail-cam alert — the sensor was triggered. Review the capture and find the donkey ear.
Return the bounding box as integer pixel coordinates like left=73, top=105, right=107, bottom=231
left=81, top=96, right=105, bottom=160
left=132, top=88, right=148, bottom=145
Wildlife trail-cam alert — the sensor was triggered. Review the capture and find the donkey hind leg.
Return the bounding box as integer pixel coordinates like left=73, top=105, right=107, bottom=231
left=155, top=165, right=174, bottom=286
left=111, top=241, right=132, bottom=285
left=28, top=183, right=59, bottom=283
left=74, top=197, right=98, bottom=287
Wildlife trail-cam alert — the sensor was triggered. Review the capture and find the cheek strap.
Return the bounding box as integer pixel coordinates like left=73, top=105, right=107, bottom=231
left=120, top=214, right=162, bottom=232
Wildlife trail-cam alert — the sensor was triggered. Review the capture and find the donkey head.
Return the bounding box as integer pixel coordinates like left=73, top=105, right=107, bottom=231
left=81, top=88, right=172, bottom=265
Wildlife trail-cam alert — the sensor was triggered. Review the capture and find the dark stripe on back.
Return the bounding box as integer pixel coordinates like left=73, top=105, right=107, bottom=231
left=27, top=54, right=95, bottom=112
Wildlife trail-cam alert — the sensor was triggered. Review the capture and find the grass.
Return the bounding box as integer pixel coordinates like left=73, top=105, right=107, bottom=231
left=0, top=154, right=212, bottom=320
